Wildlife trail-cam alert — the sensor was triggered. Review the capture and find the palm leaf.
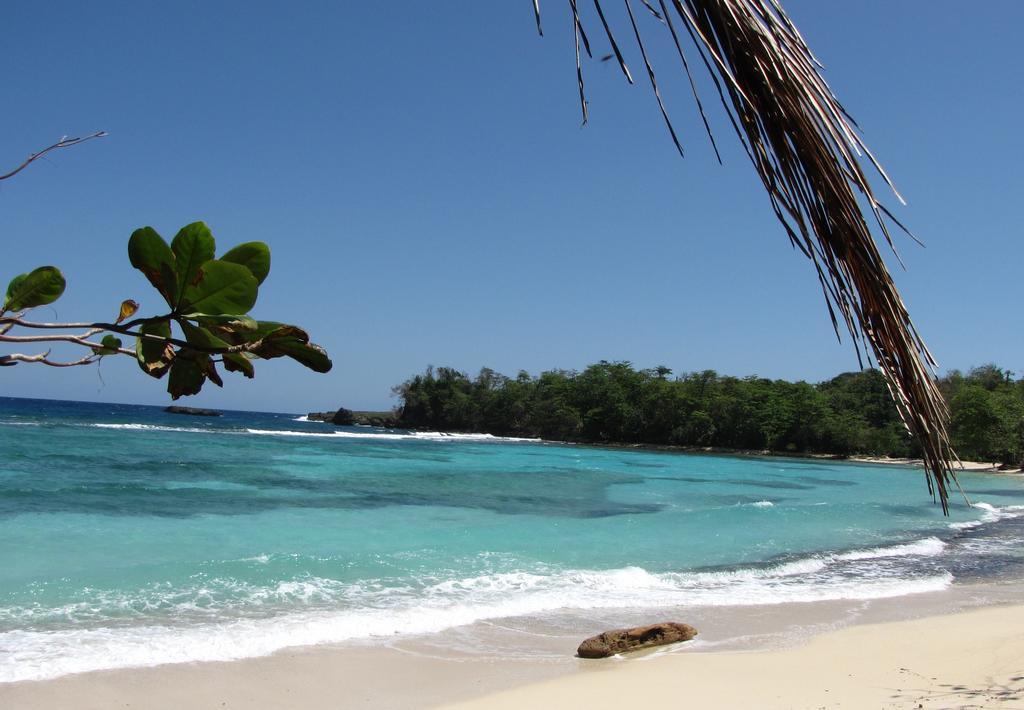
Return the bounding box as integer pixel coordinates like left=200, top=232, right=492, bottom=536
left=534, top=0, right=959, bottom=509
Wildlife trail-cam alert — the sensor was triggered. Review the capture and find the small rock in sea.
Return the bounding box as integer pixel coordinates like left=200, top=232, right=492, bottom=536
left=576, top=622, right=697, bottom=658
left=164, top=406, right=222, bottom=417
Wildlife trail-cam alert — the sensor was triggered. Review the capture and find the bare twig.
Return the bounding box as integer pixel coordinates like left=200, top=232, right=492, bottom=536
left=0, top=329, right=134, bottom=355
left=0, top=350, right=102, bottom=367
left=0, top=132, right=107, bottom=182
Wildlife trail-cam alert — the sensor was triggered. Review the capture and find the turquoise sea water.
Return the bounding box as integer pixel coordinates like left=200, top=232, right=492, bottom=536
left=3, top=396, right=1024, bottom=682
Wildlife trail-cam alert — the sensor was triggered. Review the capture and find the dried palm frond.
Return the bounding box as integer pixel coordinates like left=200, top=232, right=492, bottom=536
left=533, top=0, right=958, bottom=509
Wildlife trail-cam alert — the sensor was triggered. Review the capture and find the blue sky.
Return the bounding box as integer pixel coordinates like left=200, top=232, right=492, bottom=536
left=2, top=2, right=1021, bottom=413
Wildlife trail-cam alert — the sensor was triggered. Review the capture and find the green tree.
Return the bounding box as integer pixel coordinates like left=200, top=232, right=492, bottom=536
left=389, top=360, right=1023, bottom=468
left=943, top=366, right=1024, bottom=466
left=530, top=370, right=580, bottom=439
left=950, top=386, right=1001, bottom=461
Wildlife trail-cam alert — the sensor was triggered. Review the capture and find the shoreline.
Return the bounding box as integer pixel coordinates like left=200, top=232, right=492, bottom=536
left=5, top=579, right=1024, bottom=709
left=540, top=436, right=1023, bottom=474
left=849, top=454, right=1022, bottom=474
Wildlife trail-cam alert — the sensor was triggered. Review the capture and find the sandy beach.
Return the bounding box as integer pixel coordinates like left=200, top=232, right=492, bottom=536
left=446, top=603, right=1024, bottom=709
left=851, top=456, right=1022, bottom=475
left=3, top=598, right=1023, bottom=709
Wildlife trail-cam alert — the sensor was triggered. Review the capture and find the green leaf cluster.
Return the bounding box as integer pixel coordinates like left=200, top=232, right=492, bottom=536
left=128, top=222, right=331, bottom=399
left=128, top=222, right=261, bottom=316
left=3, top=221, right=331, bottom=400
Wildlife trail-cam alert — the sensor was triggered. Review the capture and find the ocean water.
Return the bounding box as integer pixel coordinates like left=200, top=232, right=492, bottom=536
left=2, top=396, right=1024, bottom=683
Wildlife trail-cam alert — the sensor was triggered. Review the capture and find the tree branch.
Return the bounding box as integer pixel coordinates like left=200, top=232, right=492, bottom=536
left=0, top=350, right=102, bottom=367
left=0, top=316, right=267, bottom=355
left=1, top=314, right=172, bottom=331
left=0, top=132, right=107, bottom=182
left=0, top=330, right=134, bottom=355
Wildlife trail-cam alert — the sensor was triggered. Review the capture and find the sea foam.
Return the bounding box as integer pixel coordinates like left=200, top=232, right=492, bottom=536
left=243, top=428, right=537, bottom=443
left=88, top=422, right=537, bottom=443
left=949, top=502, right=1024, bottom=530
left=0, top=538, right=954, bottom=682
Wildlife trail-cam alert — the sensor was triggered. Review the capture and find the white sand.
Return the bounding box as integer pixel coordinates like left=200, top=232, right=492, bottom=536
left=445, top=604, right=1024, bottom=709
left=851, top=455, right=1020, bottom=473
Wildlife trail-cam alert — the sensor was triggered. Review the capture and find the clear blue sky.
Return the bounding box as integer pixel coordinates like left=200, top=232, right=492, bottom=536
left=2, top=2, right=1021, bottom=413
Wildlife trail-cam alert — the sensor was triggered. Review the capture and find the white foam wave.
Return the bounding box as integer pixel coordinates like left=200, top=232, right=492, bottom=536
left=0, top=545, right=954, bottom=682
left=243, top=428, right=537, bottom=443
left=91, top=423, right=215, bottom=434
left=742, top=500, right=774, bottom=508
left=949, top=502, right=1024, bottom=531
left=410, top=431, right=538, bottom=442
left=292, top=415, right=310, bottom=422
left=681, top=558, right=829, bottom=584
left=244, top=427, right=362, bottom=438
left=86, top=422, right=537, bottom=444
left=836, top=537, right=946, bottom=561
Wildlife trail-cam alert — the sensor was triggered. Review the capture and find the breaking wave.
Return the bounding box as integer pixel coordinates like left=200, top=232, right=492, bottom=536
left=0, top=536, right=953, bottom=682
left=86, top=422, right=536, bottom=443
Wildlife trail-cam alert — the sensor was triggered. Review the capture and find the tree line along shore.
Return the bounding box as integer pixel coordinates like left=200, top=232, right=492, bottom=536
left=382, top=363, right=1024, bottom=468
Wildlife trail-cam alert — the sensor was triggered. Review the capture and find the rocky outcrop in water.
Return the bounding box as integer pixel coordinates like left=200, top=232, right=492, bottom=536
left=330, top=407, right=355, bottom=425
left=576, top=622, right=698, bottom=658
left=306, top=408, right=400, bottom=428
left=164, top=405, right=222, bottom=417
